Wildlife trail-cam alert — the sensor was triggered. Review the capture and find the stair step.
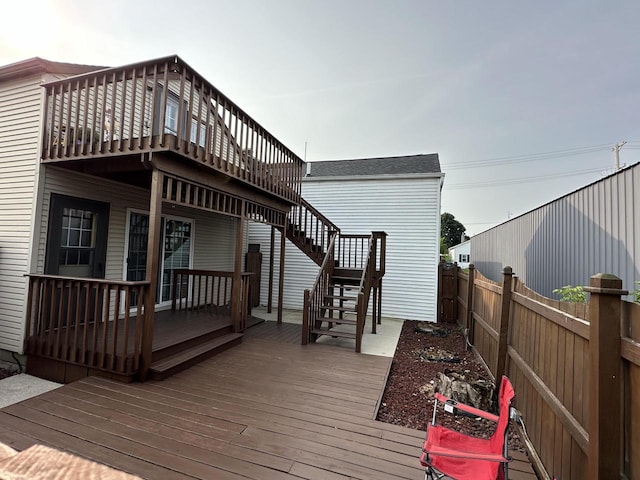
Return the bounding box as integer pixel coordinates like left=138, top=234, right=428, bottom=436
left=324, top=294, right=357, bottom=301
left=150, top=333, right=243, bottom=380
left=310, top=329, right=357, bottom=339
left=333, top=267, right=363, bottom=277
left=331, top=276, right=362, bottom=285
left=313, top=317, right=357, bottom=325
left=323, top=305, right=357, bottom=313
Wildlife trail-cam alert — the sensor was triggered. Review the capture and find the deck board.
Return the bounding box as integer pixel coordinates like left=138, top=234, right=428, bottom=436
left=1, top=324, right=536, bottom=479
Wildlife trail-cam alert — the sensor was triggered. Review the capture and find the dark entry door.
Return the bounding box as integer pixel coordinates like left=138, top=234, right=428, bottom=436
left=45, top=194, right=110, bottom=278
left=43, top=194, right=110, bottom=330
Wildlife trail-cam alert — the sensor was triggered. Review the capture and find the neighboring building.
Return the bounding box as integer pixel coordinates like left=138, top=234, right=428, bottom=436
left=471, top=162, right=640, bottom=298
left=248, top=155, right=445, bottom=322
left=448, top=239, right=471, bottom=269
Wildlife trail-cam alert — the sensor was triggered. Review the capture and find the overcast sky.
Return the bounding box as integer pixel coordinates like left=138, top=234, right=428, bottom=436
left=2, top=0, right=639, bottom=236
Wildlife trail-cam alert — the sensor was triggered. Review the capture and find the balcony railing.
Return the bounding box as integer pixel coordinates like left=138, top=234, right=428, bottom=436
left=41, top=55, right=303, bottom=204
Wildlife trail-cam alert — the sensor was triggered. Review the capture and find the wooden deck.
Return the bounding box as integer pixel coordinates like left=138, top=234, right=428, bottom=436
left=1, top=321, right=536, bottom=479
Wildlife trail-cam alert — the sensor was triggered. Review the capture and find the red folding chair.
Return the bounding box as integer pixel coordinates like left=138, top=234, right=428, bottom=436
left=419, top=375, right=515, bottom=480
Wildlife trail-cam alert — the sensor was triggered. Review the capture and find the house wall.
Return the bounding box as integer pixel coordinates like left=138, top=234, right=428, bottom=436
left=0, top=73, right=45, bottom=353
left=36, top=166, right=238, bottom=281
left=248, top=175, right=442, bottom=321
left=448, top=240, right=471, bottom=268
left=471, top=162, right=640, bottom=298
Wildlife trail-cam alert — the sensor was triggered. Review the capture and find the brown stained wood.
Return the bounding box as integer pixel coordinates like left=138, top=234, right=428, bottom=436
left=495, top=267, right=513, bottom=386
left=2, top=335, right=533, bottom=479
left=512, top=292, right=589, bottom=339
left=584, top=275, right=625, bottom=480
left=508, top=346, right=588, bottom=453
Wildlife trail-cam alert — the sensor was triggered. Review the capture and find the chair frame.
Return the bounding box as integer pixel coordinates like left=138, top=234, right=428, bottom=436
left=420, top=376, right=515, bottom=480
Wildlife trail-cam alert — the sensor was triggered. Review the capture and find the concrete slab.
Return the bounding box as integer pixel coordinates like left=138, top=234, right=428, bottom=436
left=251, top=306, right=403, bottom=357
left=0, top=374, right=62, bottom=409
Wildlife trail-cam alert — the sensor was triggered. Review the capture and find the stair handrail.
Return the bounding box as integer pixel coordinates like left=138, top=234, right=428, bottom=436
left=354, top=232, right=380, bottom=351
left=302, top=231, right=338, bottom=345
left=289, top=198, right=340, bottom=258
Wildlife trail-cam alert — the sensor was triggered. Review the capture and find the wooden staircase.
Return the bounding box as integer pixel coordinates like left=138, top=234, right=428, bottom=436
left=308, top=268, right=361, bottom=342
left=286, top=199, right=387, bottom=352
left=286, top=198, right=339, bottom=266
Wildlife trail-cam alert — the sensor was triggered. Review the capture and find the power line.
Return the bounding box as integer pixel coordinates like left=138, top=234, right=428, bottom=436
left=442, top=143, right=611, bottom=170
left=446, top=166, right=605, bottom=190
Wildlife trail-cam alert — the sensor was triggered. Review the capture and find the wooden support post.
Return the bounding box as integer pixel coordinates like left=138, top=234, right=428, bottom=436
left=231, top=207, right=245, bottom=332
left=140, top=168, right=163, bottom=381
left=267, top=225, right=275, bottom=313
left=495, top=266, right=513, bottom=387
left=277, top=220, right=286, bottom=324
left=377, top=280, right=382, bottom=325
left=584, top=274, right=626, bottom=480
left=465, top=264, right=475, bottom=350
left=302, top=289, right=310, bottom=345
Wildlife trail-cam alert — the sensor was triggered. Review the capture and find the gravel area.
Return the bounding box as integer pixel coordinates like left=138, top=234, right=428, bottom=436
left=376, top=320, right=525, bottom=452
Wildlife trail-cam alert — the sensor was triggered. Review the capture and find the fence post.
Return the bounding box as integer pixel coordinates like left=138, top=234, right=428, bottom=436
left=495, top=266, right=513, bottom=387
left=465, top=264, right=475, bottom=350
left=584, top=274, right=626, bottom=480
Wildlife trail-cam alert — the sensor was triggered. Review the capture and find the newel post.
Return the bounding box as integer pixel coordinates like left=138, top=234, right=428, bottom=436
left=465, top=264, right=475, bottom=350
left=495, top=266, right=513, bottom=387
left=584, top=274, right=626, bottom=480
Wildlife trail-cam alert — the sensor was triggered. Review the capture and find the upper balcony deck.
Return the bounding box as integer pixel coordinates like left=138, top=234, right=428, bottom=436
left=41, top=55, right=303, bottom=205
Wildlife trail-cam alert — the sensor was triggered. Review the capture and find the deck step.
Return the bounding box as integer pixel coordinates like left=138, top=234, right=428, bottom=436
left=310, top=329, right=357, bottom=339
left=150, top=333, right=243, bottom=380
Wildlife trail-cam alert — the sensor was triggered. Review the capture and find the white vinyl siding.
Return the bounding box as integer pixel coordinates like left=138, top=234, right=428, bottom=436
left=248, top=175, right=441, bottom=321
left=0, top=74, right=43, bottom=352
left=37, top=166, right=239, bottom=287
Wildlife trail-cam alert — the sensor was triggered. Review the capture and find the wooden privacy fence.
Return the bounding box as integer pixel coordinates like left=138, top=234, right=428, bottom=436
left=445, top=264, right=640, bottom=480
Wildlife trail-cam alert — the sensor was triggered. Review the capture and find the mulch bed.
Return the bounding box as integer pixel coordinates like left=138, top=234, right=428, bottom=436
left=0, top=367, right=18, bottom=381
left=376, top=320, right=525, bottom=452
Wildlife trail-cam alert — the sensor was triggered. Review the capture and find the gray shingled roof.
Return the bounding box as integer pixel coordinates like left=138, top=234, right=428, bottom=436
left=305, top=154, right=441, bottom=178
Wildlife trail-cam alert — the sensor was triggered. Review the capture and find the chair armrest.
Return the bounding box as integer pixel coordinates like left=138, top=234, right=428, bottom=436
left=422, top=444, right=509, bottom=462
left=434, top=392, right=499, bottom=423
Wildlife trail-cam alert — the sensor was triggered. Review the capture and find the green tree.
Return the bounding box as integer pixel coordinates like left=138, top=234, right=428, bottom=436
left=441, top=212, right=469, bottom=249
left=440, top=237, right=452, bottom=261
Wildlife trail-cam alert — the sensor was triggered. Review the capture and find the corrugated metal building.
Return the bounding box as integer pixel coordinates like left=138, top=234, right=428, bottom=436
left=471, top=162, right=640, bottom=297
left=248, top=155, right=444, bottom=322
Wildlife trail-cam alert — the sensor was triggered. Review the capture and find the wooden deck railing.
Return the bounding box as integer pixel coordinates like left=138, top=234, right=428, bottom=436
left=338, top=232, right=387, bottom=276
left=172, top=269, right=252, bottom=332
left=41, top=55, right=303, bottom=204
left=24, top=275, right=149, bottom=376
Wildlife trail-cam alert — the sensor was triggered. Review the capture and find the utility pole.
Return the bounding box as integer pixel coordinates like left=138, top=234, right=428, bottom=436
left=613, top=141, right=626, bottom=171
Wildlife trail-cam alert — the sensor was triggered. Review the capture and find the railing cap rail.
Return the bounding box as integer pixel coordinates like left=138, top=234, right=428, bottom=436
left=25, top=273, right=149, bottom=287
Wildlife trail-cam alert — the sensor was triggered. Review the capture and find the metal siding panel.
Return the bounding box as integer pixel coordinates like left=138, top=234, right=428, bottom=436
left=471, top=163, right=640, bottom=297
